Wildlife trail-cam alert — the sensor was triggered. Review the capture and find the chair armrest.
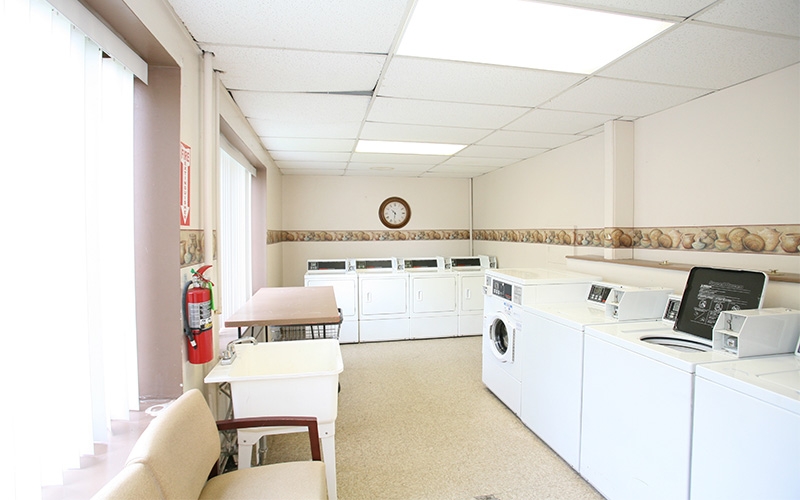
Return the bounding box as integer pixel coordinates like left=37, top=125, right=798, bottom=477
left=213, top=416, right=322, bottom=473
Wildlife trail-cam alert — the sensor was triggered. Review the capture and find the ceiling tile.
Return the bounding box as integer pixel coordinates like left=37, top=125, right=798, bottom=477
left=232, top=91, right=369, bottom=122
left=206, top=45, right=385, bottom=92
left=542, top=76, right=711, bottom=116
left=479, top=130, right=582, bottom=149
left=167, top=0, right=411, bottom=52
left=253, top=121, right=361, bottom=140
left=261, top=138, right=356, bottom=152
left=694, top=0, right=800, bottom=37
left=349, top=152, right=445, bottom=165
left=456, top=145, right=548, bottom=159
left=270, top=151, right=352, bottom=162
left=438, top=156, right=519, bottom=167
left=378, top=56, right=585, bottom=107
left=599, top=22, right=800, bottom=89
left=427, top=164, right=499, bottom=174
left=505, top=108, right=619, bottom=134
left=282, top=169, right=346, bottom=176
left=346, top=163, right=432, bottom=176
left=368, top=97, right=529, bottom=129
left=275, top=161, right=348, bottom=170
left=360, top=122, right=491, bottom=144
left=548, top=0, right=717, bottom=18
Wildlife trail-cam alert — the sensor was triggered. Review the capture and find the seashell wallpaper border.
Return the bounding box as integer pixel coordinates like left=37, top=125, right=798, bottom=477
left=270, top=224, right=800, bottom=255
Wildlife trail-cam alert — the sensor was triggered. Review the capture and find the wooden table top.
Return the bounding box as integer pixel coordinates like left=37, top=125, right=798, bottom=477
left=224, top=286, right=340, bottom=328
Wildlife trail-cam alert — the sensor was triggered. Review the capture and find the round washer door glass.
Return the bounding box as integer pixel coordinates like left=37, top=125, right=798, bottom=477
left=490, top=317, right=510, bottom=359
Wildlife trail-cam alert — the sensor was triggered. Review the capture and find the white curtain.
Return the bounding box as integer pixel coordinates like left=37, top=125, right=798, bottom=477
left=219, top=140, right=254, bottom=327
left=0, top=0, right=137, bottom=497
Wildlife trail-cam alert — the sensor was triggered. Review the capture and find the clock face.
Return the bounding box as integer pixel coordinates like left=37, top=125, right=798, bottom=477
left=379, top=197, right=411, bottom=228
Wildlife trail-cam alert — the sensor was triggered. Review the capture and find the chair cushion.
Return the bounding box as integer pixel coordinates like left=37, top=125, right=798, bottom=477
left=91, top=462, right=164, bottom=500
left=199, top=461, right=328, bottom=500
left=125, top=389, right=220, bottom=499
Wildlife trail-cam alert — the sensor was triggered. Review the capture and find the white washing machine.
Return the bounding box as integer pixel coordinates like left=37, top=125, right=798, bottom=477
left=404, top=257, right=458, bottom=339
left=690, top=309, right=800, bottom=500
left=447, top=255, right=496, bottom=336
left=580, top=267, right=770, bottom=500
left=482, top=268, right=601, bottom=415
left=356, top=258, right=409, bottom=342
left=520, top=283, right=672, bottom=470
left=304, top=258, right=358, bottom=343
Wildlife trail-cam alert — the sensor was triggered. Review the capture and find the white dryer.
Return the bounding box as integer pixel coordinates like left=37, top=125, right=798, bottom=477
left=304, top=259, right=358, bottom=343
left=356, top=258, right=409, bottom=342
left=482, top=268, right=601, bottom=415
left=690, top=309, right=800, bottom=500
left=404, top=257, right=458, bottom=339
left=447, top=255, right=496, bottom=336
left=520, top=283, right=672, bottom=470
left=580, top=267, right=770, bottom=500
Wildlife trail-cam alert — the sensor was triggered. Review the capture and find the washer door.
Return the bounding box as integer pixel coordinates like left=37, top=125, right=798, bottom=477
left=489, top=314, right=514, bottom=363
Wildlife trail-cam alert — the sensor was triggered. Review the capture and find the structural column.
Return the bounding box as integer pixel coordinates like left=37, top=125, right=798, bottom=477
left=603, top=120, right=635, bottom=260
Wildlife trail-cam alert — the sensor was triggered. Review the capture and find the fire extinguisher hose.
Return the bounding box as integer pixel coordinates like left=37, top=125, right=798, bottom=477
left=182, top=280, right=198, bottom=349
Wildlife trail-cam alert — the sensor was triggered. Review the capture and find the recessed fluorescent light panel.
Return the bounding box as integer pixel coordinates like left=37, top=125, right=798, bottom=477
left=356, top=140, right=466, bottom=155
left=397, top=0, right=673, bottom=74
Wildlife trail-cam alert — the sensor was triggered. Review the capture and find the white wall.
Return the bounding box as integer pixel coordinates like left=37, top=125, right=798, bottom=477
left=473, top=64, right=799, bottom=309
left=473, top=134, right=605, bottom=230
left=634, top=64, right=799, bottom=227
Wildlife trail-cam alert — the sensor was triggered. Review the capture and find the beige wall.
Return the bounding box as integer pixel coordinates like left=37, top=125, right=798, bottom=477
left=279, top=175, right=472, bottom=286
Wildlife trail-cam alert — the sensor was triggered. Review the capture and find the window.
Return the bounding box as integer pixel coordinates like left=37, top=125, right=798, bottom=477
left=219, top=138, right=255, bottom=329
left=1, top=0, right=140, bottom=495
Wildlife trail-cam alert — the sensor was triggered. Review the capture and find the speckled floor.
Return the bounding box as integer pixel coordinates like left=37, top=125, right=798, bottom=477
left=265, top=336, right=604, bottom=500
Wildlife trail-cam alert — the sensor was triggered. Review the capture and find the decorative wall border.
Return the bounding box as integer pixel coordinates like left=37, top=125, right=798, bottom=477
left=270, top=229, right=470, bottom=243
left=269, top=224, right=800, bottom=256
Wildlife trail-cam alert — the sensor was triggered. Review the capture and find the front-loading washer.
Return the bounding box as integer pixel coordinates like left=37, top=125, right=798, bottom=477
left=482, top=268, right=601, bottom=415
left=520, top=283, right=672, bottom=470
left=579, top=267, right=770, bottom=500
left=356, top=258, right=409, bottom=342
left=404, top=257, right=458, bottom=339
left=690, top=309, right=800, bottom=500
left=304, top=258, right=358, bottom=343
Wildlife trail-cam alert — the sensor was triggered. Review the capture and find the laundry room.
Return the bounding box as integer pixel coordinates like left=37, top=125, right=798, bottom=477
left=7, top=0, right=799, bottom=499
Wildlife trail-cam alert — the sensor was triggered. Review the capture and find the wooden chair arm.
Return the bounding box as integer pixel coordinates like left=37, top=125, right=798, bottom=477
left=216, top=415, right=322, bottom=461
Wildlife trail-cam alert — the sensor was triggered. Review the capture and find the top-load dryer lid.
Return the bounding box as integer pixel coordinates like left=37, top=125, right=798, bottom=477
left=673, top=267, right=768, bottom=342
left=486, top=268, right=600, bottom=286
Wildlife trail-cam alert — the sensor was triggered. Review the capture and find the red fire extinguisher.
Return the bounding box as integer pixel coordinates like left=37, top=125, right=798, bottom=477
left=182, top=265, right=214, bottom=364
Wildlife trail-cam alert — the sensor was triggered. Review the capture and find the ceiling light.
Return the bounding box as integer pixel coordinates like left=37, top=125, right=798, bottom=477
left=356, top=140, right=466, bottom=155
left=397, top=0, right=673, bottom=74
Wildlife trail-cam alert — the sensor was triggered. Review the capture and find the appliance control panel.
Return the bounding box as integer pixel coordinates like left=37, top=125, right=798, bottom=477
left=355, top=258, right=399, bottom=272
left=403, top=256, right=445, bottom=271
left=585, top=282, right=672, bottom=321
left=491, top=278, right=521, bottom=304
left=307, top=259, right=352, bottom=273
left=662, top=295, right=682, bottom=326
left=712, top=308, right=800, bottom=357
left=587, top=283, right=613, bottom=305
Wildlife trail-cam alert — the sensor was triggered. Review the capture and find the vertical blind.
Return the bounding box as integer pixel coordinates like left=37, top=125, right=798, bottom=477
left=219, top=140, right=254, bottom=327
left=0, top=0, right=137, bottom=497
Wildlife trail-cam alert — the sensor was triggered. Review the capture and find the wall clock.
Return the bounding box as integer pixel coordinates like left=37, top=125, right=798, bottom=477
left=379, top=197, right=411, bottom=229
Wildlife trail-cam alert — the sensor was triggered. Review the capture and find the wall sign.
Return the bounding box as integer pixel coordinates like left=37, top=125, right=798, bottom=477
left=180, top=142, right=191, bottom=226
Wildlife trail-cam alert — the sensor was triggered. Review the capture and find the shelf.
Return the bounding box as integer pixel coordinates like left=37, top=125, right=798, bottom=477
left=566, top=255, right=800, bottom=284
